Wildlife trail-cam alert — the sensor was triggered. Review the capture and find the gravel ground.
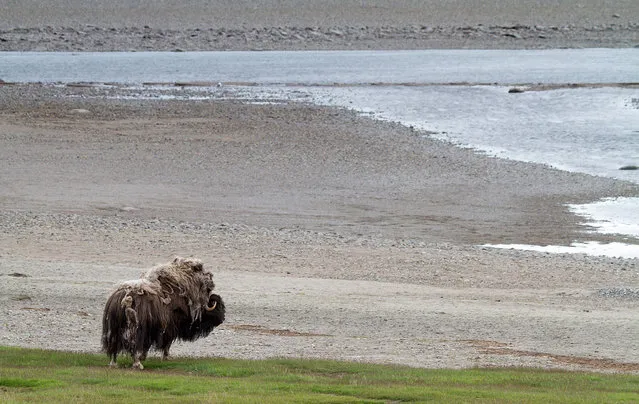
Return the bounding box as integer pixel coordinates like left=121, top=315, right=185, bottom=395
left=1, top=84, right=639, bottom=373
left=2, top=0, right=639, bottom=373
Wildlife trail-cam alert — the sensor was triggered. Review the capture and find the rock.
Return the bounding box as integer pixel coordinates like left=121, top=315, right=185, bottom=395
left=309, top=30, right=324, bottom=38
left=619, top=165, right=638, bottom=170
left=508, top=87, right=526, bottom=93
left=503, top=32, right=522, bottom=39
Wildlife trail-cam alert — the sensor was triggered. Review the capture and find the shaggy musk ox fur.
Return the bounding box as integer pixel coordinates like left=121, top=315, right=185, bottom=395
left=101, top=257, right=225, bottom=369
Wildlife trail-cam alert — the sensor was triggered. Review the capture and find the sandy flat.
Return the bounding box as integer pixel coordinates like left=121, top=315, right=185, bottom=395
left=1, top=1, right=639, bottom=373
left=1, top=84, right=638, bottom=372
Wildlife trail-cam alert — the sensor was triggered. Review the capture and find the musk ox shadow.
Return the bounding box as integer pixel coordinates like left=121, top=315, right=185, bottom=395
left=101, top=257, right=225, bottom=369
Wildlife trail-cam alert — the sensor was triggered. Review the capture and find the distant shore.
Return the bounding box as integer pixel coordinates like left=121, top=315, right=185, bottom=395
left=1, top=24, right=638, bottom=51
left=1, top=0, right=638, bottom=51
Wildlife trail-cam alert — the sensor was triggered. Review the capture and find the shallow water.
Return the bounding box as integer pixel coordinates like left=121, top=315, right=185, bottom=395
left=294, top=85, right=639, bottom=183
left=3, top=49, right=639, bottom=257
left=2, top=49, right=639, bottom=84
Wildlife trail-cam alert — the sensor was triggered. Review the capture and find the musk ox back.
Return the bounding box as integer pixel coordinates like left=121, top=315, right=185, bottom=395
left=101, top=257, right=225, bottom=369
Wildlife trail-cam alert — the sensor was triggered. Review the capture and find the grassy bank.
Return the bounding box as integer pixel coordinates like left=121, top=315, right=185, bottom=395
left=1, top=346, right=638, bottom=403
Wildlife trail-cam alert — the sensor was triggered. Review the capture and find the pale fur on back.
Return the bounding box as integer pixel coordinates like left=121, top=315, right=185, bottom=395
left=116, top=256, right=215, bottom=323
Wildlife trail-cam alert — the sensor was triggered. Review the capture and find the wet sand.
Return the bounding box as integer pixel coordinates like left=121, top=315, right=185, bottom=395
left=1, top=1, right=639, bottom=373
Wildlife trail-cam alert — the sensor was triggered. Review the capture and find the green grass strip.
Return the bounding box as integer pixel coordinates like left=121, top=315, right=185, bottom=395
left=1, top=346, right=638, bottom=403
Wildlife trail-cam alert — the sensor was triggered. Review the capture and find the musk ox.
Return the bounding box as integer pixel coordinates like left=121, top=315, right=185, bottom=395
left=101, top=257, right=225, bottom=369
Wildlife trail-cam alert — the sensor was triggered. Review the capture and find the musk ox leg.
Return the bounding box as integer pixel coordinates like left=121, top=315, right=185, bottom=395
left=132, top=353, right=144, bottom=370
left=162, top=344, right=172, bottom=361
left=103, top=289, right=130, bottom=368
left=119, top=294, right=146, bottom=369
left=130, top=338, right=150, bottom=369
left=159, top=332, right=173, bottom=361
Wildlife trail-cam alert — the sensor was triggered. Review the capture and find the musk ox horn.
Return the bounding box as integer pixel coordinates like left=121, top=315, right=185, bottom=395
left=205, top=301, right=217, bottom=311
left=205, top=291, right=218, bottom=311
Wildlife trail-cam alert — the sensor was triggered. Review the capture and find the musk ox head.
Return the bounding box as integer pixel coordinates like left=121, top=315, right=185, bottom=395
left=102, top=257, right=225, bottom=369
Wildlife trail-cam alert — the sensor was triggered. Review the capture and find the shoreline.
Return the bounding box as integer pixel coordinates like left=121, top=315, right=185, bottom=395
left=2, top=83, right=638, bottom=247
left=2, top=82, right=638, bottom=255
